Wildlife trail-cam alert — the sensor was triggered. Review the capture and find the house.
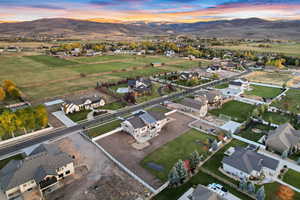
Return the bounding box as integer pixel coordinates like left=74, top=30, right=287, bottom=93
left=178, top=185, right=225, bottom=200
left=70, top=48, right=81, bottom=56
left=179, top=72, right=199, bottom=81
left=62, top=96, right=105, bottom=114
left=222, top=147, right=279, bottom=179
left=121, top=110, right=169, bottom=143
left=128, top=78, right=152, bottom=96
left=229, top=79, right=249, bottom=92
left=86, top=49, right=102, bottom=56
left=165, top=50, right=175, bottom=57
left=207, top=66, right=221, bottom=73
left=195, top=90, right=223, bottom=107
left=0, top=143, right=74, bottom=200
left=266, top=123, right=300, bottom=154
left=180, top=98, right=208, bottom=117
left=151, top=62, right=163, bottom=67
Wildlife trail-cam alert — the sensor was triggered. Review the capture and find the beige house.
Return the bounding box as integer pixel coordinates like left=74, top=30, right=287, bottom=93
left=121, top=110, right=169, bottom=143
left=0, top=143, right=74, bottom=200
left=62, top=96, right=105, bottom=114
left=195, top=90, right=223, bottom=107
left=180, top=98, right=208, bottom=117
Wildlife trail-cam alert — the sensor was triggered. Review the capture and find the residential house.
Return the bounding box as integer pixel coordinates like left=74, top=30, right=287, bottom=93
left=180, top=98, right=208, bottom=117
left=165, top=50, right=175, bottom=57
left=178, top=185, right=225, bottom=200
left=62, top=96, right=105, bottom=114
left=128, top=78, right=152, bottom=96
left=266, top=123, right=300, bottom=154
left=70, top=48, right=81, bottom=56
left=207, top=66, right=221, bottom=73
left=229, top=79, right=250, bottom=92
left=179, top=72, right=200, bottom=81
left=0, top=143, right=74, bottom=200
left=121, top=110, right=169, bottom=143
left=195, top=90, right=223, bottom=107
left=86, top=49, right=102, bottom=56
left=222, top=147, right=279, bottom=179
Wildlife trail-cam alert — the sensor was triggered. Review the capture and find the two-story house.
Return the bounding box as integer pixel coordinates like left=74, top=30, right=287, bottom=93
left=62, top=95, right=105, bottom=114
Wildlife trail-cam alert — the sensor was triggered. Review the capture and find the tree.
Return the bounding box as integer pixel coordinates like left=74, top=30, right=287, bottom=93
left=212, top=139, right=218, bottom=151
left=3, top=80, right=16, bottom=91
left=247, top=182, right=256, bottom=194
left=35, top=105, right=48, bottom=128
left=189, top=150, right=201, bottom=172
left=239, top=179, right=247, bottom=191
left=168, top=167, right=180, bottom=187
left=0, top=111, right=17, bottom=138
left=175, top=160, right=188, bottom=183
left=276, top=185, right=295, bottom=200
left=256, top=186, right=265, bottom=200
left=297, top=157, right=300, bottom=165
left=0, top=87, right=5, bottom=101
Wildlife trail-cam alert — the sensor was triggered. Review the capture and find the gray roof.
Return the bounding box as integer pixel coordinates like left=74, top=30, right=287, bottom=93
left=192, top=185, right=224, bottom=200
left=229, top=81, right=242, bottom=86
left=266, top=123, right=300, bottom=153
left=65, top=95, right=103, bottom=105
left=139, top=112, right=157, bottom=124
left=126, top=111, right=166, bottom=129
left=222, top=147, right=279, bottom=174
left=181, top=98, right=206, bottom=110
left=127, top=116, right=146, bottom=129
left=0, top=143, right=73, bottom=191
left=147, top=110, right=166, bottom=121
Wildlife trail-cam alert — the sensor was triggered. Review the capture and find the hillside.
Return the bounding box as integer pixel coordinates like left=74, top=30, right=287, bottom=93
left=0, top=18, right=300, bottom=40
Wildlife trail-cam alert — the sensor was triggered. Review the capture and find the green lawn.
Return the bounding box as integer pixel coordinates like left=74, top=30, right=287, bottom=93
left=261, top=112, right=292, bottom=125
left=0, top=154, right=24, bottom=169
left=202, top=139, right=248, bottom=185
left=238, top=122, right=274, bottom=143
left=283, top=169, right=300, bottom=189
left=271, top=89, right=300, bottom=114
left=209, top=100, right=256, bottom=123
left=136, top=84, right=161, bottom=104
left=154, top=170, right=253, bottom=200
left=87, top=120, right=121, bottom=138
left=264, top=182, right=300, bottom=200
left=26, top=55, right=78, bottom=67
left=245, top=85, right=283, bottom=99
left=141, top=129, right=217, bottom=181
left=146, top=105, right=171, bottom=113
left=215, top=83, right=229, bottom=89
left=101, top=101, right=127, bottom=110
left=67, top=109, right=90, bottom=122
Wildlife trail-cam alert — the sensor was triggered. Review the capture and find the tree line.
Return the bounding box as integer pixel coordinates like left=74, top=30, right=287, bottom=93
left=0, top=80, right=21, bottom=101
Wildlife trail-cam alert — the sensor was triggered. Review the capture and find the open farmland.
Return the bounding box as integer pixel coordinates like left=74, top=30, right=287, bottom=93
left=213, top=42, right=300, bottom=57
left=0, top=54, right=205, bottom=101
left=245, top=71, right=293, bottom=86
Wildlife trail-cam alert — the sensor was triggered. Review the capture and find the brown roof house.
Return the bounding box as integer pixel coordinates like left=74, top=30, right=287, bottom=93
left=0, top=143, right=74, bottom=200
left=266, top=123, right=300, bottom=154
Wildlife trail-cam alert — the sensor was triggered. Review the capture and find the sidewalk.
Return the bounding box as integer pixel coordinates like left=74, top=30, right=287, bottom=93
left=250, top=82, right=283, bottom=89
left=52, top=111, right=77, bottom=127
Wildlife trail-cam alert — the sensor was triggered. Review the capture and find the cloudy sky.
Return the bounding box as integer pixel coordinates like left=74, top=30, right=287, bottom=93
left=1, top=0, right=300, bottom=22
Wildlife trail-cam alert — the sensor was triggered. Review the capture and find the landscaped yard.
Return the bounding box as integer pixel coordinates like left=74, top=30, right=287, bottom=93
left=146, top=105, right=171, bottom=113
left=238, top=122, right=275, bottom=143
left=271, top=89, right=300, bottom=114
left=87, top=120, right=121, bottom=138
left=245, top=85, right=283, bottom=99
left=283, top=169, right=300, bottom=189
left=141, top=129, right=217, bottom=181
left=214, top=83, right=229, bottom=89
left=261, top=112, right=292, bottom=125
left=67, top=109, right=90, bottom=122
left=101, top=101, right=127, bottom=110
left=0, top=154, right=24, bottom=169
left=209, top=100, right=256, bottom=123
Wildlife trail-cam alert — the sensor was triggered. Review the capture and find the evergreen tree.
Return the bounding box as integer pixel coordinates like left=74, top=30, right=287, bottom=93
left=212, top=139, right=218, bottom=151
left=168, top=167, right=180, bottom=186
left=256, top=186, right=265, bottom=200
left=189, top=151, right=201, bottom=172
left=175, top=160, right=188, bottom=183
left=281, top=150, right=288, bottom=159
left=239, top=179, right=247, bottom=191
left=247, top=182, right=256, bottom=194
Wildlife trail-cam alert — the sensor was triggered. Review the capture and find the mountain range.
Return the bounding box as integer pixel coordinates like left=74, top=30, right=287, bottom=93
left=0, top=18, right=300, bottom=40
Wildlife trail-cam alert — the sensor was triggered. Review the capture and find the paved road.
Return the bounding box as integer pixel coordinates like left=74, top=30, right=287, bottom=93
left=0, top=71, right=250, bottom=157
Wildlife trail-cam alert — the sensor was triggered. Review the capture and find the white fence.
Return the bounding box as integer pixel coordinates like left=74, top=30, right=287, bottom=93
left=92, top=127, right=123, bottom=141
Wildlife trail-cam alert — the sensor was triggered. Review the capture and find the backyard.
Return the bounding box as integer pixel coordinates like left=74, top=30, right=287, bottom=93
left=141, top=129, right=217, bottom=181
left=209, top=100, right=256, bottom=123
left=67, top=109, right=91, bottom=122
left=271, top=89, right=300, bottom=114
left=214, top=83, right=229, bottom=89
left=283, top=169, right=300, bottom=189
left=237, top=122, right=275, bottom=143
left=245, top=85, right=283, bottom=99
left=261, top=112, right=292, bottom=125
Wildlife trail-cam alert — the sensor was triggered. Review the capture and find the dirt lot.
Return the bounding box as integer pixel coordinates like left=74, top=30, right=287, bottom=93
left=46, top=133, right=150, bottom=200
left=96, top=112, right=195, bottom=189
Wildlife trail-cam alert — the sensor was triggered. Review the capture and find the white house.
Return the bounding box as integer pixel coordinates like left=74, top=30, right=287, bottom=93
left=0, top=143, right=74, bottom=200
left=222, top=147, right=279, bottom=180
left=229, top=79, right=250, bottom=92
left=62, top=96, right=105, bottom=114
left=121, top=110, right=169, bottom=143
left=206, top=66, right=221, bottom=73
left=165, top=50, right=175, bottom=57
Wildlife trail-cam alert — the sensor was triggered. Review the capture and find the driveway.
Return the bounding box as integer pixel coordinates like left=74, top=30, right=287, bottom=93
left=52, top=111, right=77, bottom=127
left=96, top=112, right=195, bottom=189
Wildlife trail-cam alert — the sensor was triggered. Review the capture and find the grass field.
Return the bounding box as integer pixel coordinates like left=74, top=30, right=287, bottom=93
left=214, top=83, right=229, bottom=89
left=213, top=43, right=300, bottom=57
left=272, top=89, right=300, bottom=114
left=209, top=100, right=256, bottom=123
left=67, top=109, right=90, bottom=122
left=262, top=112, right=292, bottom=125
left=87, top=120, right=121, bottom=138
left=283, top=169, right=300, bottom=189
left=141, top=130, right=216, bottom=181
left=0, top=54, right=203, bottom=101
left=245, top=85, right=283, bottom=99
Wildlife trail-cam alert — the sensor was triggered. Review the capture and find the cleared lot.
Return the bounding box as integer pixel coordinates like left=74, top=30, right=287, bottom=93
left=96, top=112, right=195, bottom=188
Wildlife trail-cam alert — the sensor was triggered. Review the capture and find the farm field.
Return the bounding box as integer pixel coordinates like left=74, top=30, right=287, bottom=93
left=141, top=129, right=216, bottom=181
left=213, top=42, right=300, bottom=57
left=209, top=100, right=256, bottom=123
left=271, top=89, right=300, bottom=114
left=245, top=71, right=293, bottom=86
left=245, top=85, right=283, bottom=99
left=0, top=54, right=204, bottom=101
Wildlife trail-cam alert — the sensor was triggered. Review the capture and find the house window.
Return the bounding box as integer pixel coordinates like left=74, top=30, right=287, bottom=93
left=59, top=174, right=64, bottom=178
left=65, top=170, right=70, bottom=175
